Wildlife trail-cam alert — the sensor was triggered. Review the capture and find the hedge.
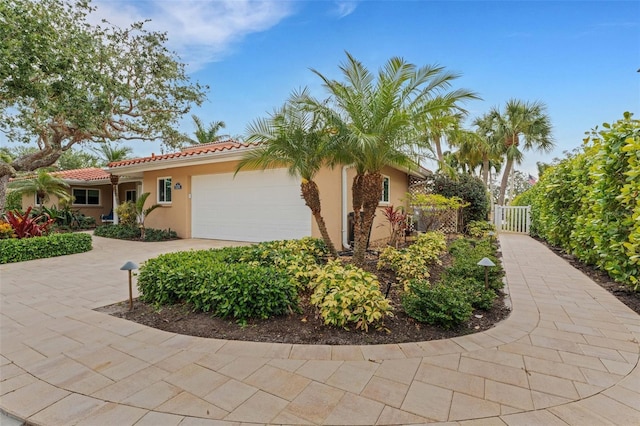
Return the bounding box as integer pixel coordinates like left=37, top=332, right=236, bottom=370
left=0, top=232, right=92, bottom=263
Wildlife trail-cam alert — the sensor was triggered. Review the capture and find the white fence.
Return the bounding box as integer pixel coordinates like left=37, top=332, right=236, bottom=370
left=494, top=205, right=531, bottom=234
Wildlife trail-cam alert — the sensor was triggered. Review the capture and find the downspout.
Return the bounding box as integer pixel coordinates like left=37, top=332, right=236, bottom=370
left=342, top=166, right=351, bottom=250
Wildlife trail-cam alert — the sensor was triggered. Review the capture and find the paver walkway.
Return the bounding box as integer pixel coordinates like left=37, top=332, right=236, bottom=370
left=1, top=233, right=639, bottom=425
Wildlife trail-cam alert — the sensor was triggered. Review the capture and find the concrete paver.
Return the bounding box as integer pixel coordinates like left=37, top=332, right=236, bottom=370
left=0, top=233, right=638, bottom=424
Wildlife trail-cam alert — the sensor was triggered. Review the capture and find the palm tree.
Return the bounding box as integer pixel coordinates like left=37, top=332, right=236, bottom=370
left=190, top=115, right=227, bottom=144
left=237, top=90, right=338, bottom=257
left=415, top=108, right=466, bottom=166
left=92, top=142, right=133, bottom=166
left=134, top=192, right=160, bottom=240
left=489, top=99, right=554, bottom=205
left=8, top=169, right=70, bottom=206
left=306, top=52, right=478, bottom=265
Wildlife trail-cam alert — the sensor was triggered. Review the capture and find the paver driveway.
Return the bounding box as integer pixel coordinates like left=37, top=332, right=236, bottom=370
left=1, top=233, right=639, bottom=425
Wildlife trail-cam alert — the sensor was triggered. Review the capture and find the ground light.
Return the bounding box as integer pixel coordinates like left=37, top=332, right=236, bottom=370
left=477, top=257, right=496, bottom=289
left=120, top=261, right=138, bottom=310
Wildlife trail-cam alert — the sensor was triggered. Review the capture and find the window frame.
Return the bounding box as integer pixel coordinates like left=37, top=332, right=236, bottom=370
left=157, top=177, right=172, bottom=204
left=125, top=189, right=137, bottom=203
left=379, top=175, right=390, bottom=204
left=72, top=187, right=101, bottom=206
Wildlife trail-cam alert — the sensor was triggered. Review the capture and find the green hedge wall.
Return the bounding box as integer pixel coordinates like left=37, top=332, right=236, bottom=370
left=0, top=232, right=92, bottom=264
left=513, top=112, right=639, bottom=289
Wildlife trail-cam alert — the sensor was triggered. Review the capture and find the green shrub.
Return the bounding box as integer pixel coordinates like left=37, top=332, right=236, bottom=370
left=402, top=280, right=473, bottom=329
left=0, top=232, right=92, bottom=263
left=448, top=276, right=496, bottom=310
left=422, top=173, right=490, bottom=225
left=466, top=221, right=495, bottom=239
left=115, top=202, right=137, bottom=226
left=94, top=224, right=139, bottom=240
left=445, top=238, right=503, bottom=291
left=378, top=231, right=447, bottom=290
left=137, top=249, right=298, bottom=323
left=94, top=224, right=177, bottom=241
left=310, top=260, right=393, bottom=331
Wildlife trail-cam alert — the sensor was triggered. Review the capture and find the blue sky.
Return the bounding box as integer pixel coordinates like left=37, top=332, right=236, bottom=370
left=74, top=1, right=640, bottom=175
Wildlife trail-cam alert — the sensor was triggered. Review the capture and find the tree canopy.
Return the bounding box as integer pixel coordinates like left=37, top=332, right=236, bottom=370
left=0, top=0, right=207, bottom=211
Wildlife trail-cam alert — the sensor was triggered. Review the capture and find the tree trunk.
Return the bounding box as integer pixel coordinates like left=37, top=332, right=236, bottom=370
left=498, top=156, right=514, bottom=206
left=481, top=155, right=489, bottom=186
left=0, top=174, right=10, bottom=213
left=353, top=172, right=383, bottom=266
left=435, top=135, right=443, bottom=164
left=301, top=180, right=338, bottom=258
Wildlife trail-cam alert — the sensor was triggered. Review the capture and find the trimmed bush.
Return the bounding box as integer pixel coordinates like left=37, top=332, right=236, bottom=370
left=0, top=232, right=92, bottom=263
left=402, top=280, right=473, bottom=329
left=136, top=238, right=328, bottom=323
left=466, top=220, right=496, bottom=239
left=445, top=237, right=503, bottom=291
left=310, top=260, right=393, bottom=331
left=94, top=224, right=177, bottom=242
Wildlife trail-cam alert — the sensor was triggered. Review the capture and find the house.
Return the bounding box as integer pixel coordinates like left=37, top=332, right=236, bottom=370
left=106, top=140, right=429, bottom=247
left=17, top=168, right=139, bottom=224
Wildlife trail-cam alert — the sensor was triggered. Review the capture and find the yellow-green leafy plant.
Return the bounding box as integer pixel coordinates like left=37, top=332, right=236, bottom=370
left=0, top=221, right=15, bottom=239
left=407, top=193, right=469, bottom=232
left=115, top=201, right=137, bottom=226
left=466, top=220, right=495, bottom=238
left=310, top=260, right=393, bottom=331
left=378, top=231, right=447, bottom=291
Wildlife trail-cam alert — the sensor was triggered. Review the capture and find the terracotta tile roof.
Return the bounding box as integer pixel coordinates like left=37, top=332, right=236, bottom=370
left=108, top=140, right=251, bottom=168
left=51, top=168, right=111, bottom=181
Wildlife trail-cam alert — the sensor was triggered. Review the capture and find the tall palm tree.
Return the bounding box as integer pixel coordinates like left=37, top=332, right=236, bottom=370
left=306, top=52, right=478, bottom=265
left=8, top=169, right=70, bottom=206
left=92, top=142, right=133, bottom=166
left=190, top=115, right=227, bottom=144
left=237, top=89, right=339, bottom=257
left=489, top=99, right=554, bottom=205
left=415, top=108, right=466, bottom=166
left=468, top=113, right=505, bottom=186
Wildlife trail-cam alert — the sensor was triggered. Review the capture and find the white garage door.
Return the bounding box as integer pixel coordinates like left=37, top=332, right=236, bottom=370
left=191, top=169, right=311, bottom=242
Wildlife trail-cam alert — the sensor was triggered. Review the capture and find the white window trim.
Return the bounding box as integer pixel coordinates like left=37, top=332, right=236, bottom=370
left=72, top=187, right=101, bottom=206
left=157, top=177, right=172, bottom=204
left=379, top=175, right=390, bottom=205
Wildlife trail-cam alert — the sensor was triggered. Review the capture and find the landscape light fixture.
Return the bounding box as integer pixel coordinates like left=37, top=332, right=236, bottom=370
left=120, top=261, right=138, bottom=310
left=477, top=257, right=496, bottom=290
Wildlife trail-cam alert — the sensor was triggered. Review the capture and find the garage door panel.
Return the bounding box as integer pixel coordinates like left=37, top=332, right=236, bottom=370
left=191, top=169, right=311, bottom=242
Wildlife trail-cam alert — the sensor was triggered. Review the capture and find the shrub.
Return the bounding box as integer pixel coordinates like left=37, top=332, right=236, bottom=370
left=115, top=202, right=137, bottom=226
left=402, top=280, right=473, bottom=329
left=378, top=231, right=447, bottom=290
left=407, top=193, right=468, bottom=232
left=137, top=248, right=298, bottom=323
left=310, top=260, right=393, bottom=331
left=0, top=232, right=92, bottom=263
left=447, top=276, right=496, bottom=310
left=445, top=237, right=503, bottom=291
left=421, top=173, right=490, bottom=226
left=0, top=222, right=14, bottom=239
left=466, top=221, right=495, bottom=239
left=4, top=207, right=54, bottom=238
left=94, top=224, right=177, bottom=241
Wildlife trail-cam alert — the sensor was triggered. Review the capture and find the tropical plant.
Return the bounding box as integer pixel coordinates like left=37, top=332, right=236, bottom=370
left=8, top=169, right=70, bottom=205
left=471, top=113, right=505, bottom=186
left=132, top=192, right=160, bottom=241
left=378, top=205, right=408, bottom=248
left=407, top=192, right=468, bottom=232
left=4, top=207, right=54, bottom=238
left=189, top=115, right=228, bottom=144
left=238, top=89, right=338, bottom=257
left=486, top=99, right=554, bottom=205
left=304, top=52, right=478, bottom=265
left=91, top=142, right=133, bottom=166
left=0, top=0, right=206, bottom=212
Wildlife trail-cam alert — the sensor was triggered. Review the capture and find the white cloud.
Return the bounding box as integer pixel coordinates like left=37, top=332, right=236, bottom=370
left=332, top=1, right=358, bottom=18
left=91, top=0, right=295, bottom=70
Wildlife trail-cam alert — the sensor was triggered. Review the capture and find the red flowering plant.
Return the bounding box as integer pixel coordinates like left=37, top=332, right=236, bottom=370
left=4, top=207, right=54, bottom=239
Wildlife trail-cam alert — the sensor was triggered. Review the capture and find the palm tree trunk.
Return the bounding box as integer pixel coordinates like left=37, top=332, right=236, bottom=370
left=301, top=180, right=338, bottom=258
left=353, top=172, right=383, bottom=266
left=482, top=155, right=490, bottom=186
left=0, top=174, right=10, bottom=213
left=498, top=156, right=514, bottom=206
left=435, top=135, right=443, bottom=164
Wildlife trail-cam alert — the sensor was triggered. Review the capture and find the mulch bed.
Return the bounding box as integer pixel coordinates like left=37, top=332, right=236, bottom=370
left=97, top=237, right=638, bottom=345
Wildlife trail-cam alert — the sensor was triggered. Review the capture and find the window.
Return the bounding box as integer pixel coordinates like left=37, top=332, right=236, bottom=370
left=158, top=177, right=172, bottom=203
left=72, top=188, right=100, bottom=205
left=380, top=176, right=390, bottom=203
left=125, top=190, right=137, bottom=203
left=34, top=194, right=44, bottom=206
